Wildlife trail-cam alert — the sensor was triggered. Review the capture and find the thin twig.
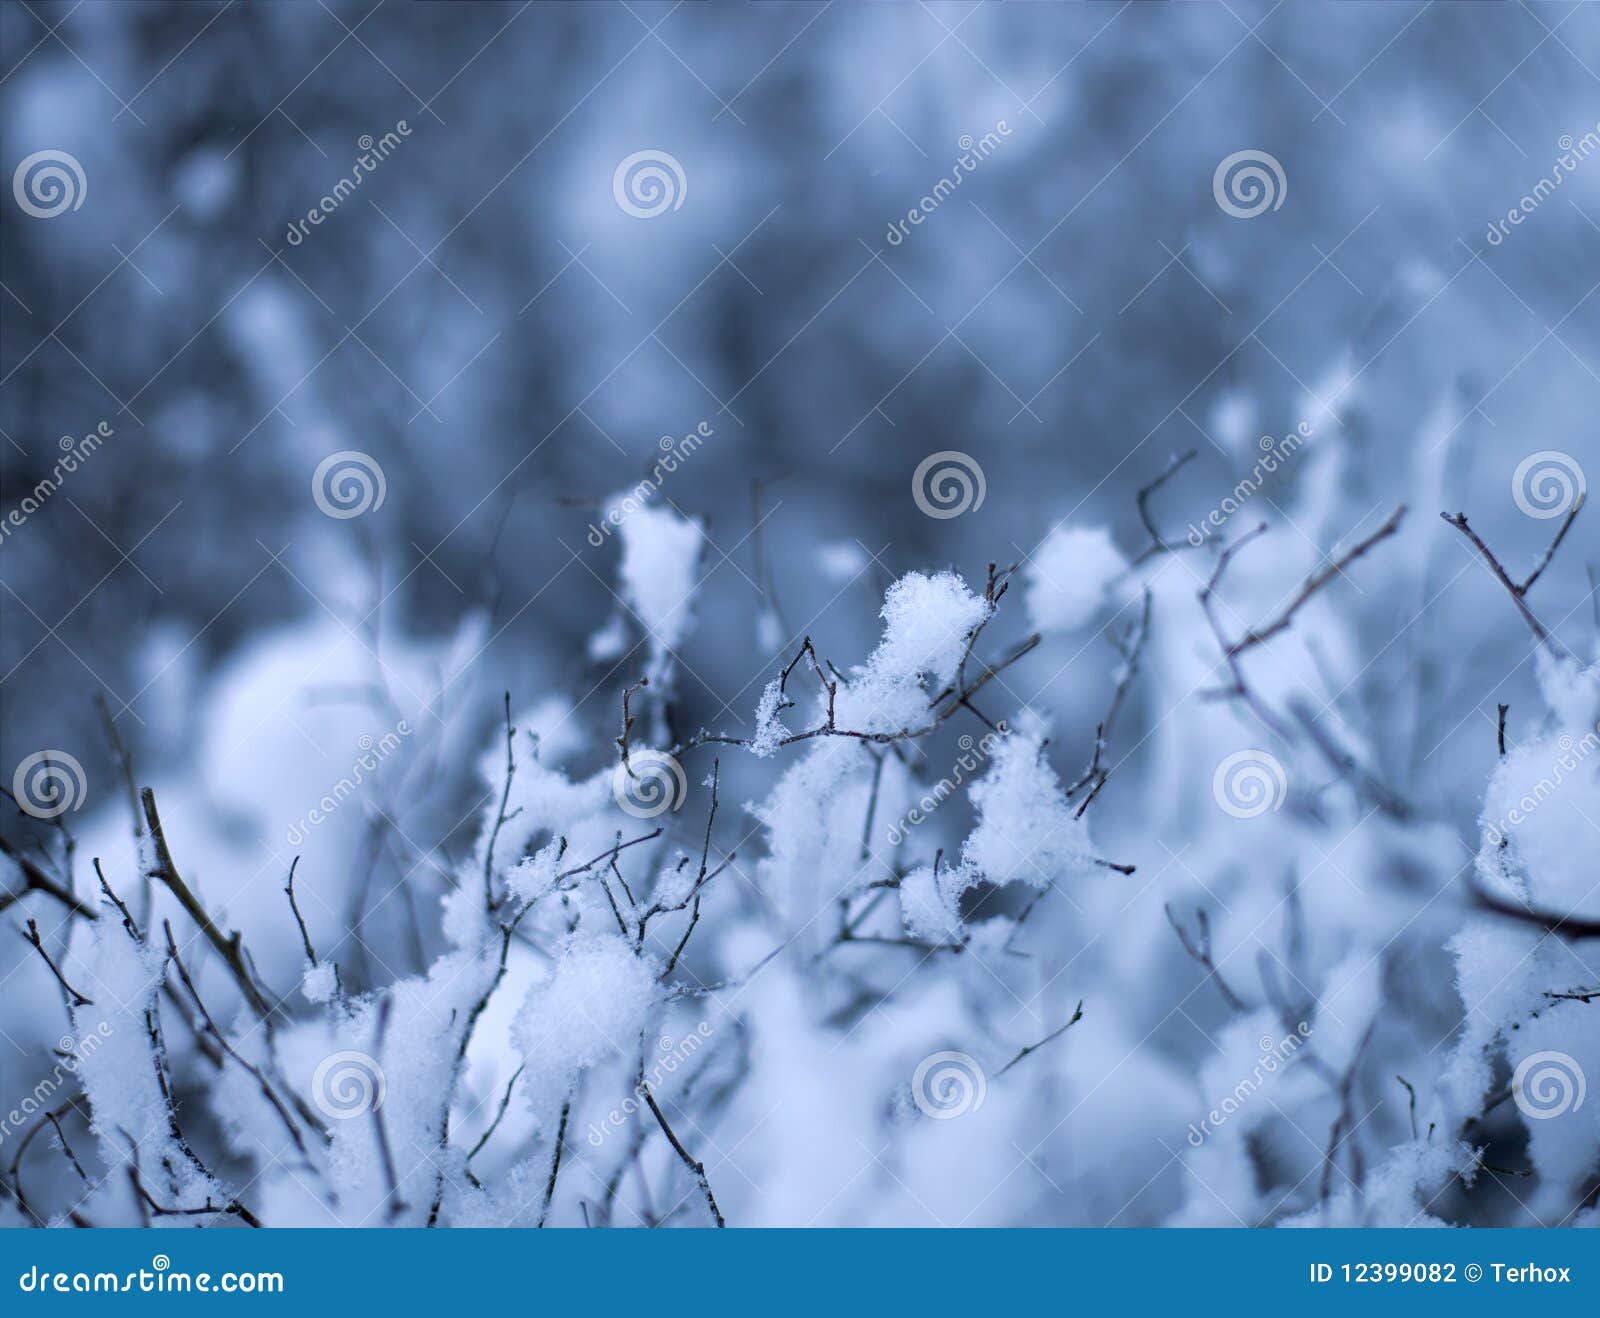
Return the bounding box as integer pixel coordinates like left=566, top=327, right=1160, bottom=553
left=997, top=1000, right=1084, bottom=1076
left=642, top=1087, right=725, bottom=1227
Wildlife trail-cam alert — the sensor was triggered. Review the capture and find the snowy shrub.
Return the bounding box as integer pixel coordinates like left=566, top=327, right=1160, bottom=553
left=5, top=1, right=1600, bottom=1235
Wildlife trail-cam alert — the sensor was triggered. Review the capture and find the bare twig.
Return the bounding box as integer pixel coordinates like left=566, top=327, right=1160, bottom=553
left=19, top=918, right=92, bottom=1005
left=1439, top=506, right=1580, bottom=659
left=1468, top=880, right=1600, bottom=940
left=1164, top=903, right=1246, bottom=1011
left=483, top=692, right=518, bottom=911
left=0, top=835, right=96, bottom=921
left=1229, top=506, right=1407, bottom=657
left=141, top=789, right=273, bottom=1020
left=536, top=1096, right=573, bottom=1227
left=1131, top=449, right=1200, bottom=565
left=997, top=1000, right=1084, bottom=1076
left=642, top=1087, right=725, bottom=1227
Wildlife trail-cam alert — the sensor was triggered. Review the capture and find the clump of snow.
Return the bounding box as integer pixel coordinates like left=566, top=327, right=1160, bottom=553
left=512, top=934, right=659, bottom=1116
left=587, top=612, right=628, bottom=662
left=73, top=915, right=225, bottom=1209
left=756, top=606, right=784, bottom=654
left=300, top=961, right=337, bottom=1004
left=650, top=857, right=697, bottom=911
left=899, top=864, right=967, bottom=944
left=962, top=724, right=1097, bottom=887
left=750, top=678, right=789, bottom=757
left=1024, top=526, right=1127, bottom=634
left=874, top=571, right=991, bottom=688
left=818, top=541, right=867, bottom=582
left=610, top=498, right=704, bottom=661
left=507, top=838, right=565, bottom=909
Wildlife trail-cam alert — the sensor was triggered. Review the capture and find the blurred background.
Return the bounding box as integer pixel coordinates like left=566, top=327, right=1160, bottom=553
left=3, top=0, right=1599, bottom=1227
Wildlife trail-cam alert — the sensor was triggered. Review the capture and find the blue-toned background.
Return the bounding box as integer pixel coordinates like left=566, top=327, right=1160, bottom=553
left=2, top=0, right=1599, bottom=1230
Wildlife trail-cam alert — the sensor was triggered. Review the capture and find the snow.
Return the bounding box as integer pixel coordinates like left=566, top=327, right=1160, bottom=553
left=1023, top=525, right=1128, bottom=634
left=301, top=961, right=338, bottom=1004
left=873, top=571, right=991, bottom=688
left=511, top=934, right=659, bottom=1117
left=962, top=722, right=1098, bottom=888
left=608, top=496, right=704, bottom=663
